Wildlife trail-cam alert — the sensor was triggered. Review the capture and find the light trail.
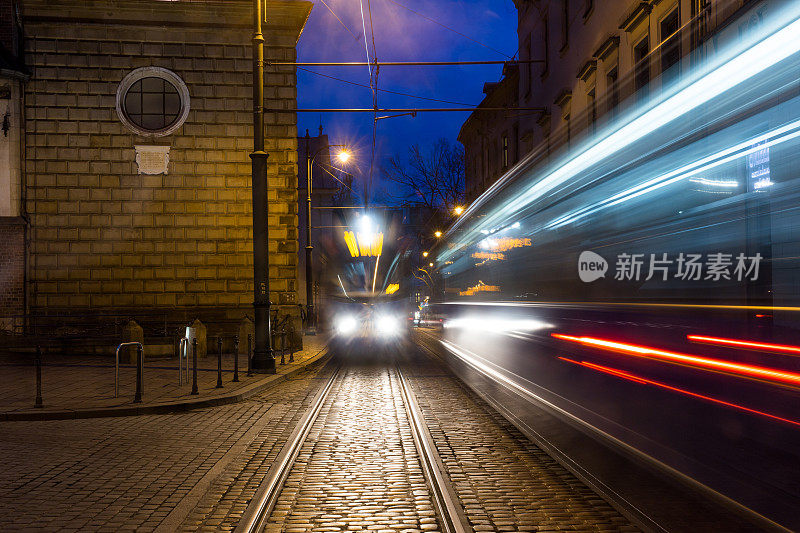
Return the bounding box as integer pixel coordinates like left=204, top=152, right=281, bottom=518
left=551, top=333, right=800, bottom=387
left=439, top=301, right=800, bottom=312
left=688, top=335, right=800, bottom=356
left=559, top=357, right=800, bottom=428
left=439, top=10, right=800, bottom=262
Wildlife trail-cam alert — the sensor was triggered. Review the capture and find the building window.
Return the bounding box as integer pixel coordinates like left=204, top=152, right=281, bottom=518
left=541, top=16, right=550, bottom=78
left=502, top=135, right=509, bottom=168
left=560, top=0, right=570, bottom=52
left=523, top=35, right=532, bottom=96
left=512, top=124, right=519, bottom=164
left=660, top=8, right=681, bottom=80
left=634, top=37, right=650, bottom=101
left=116, top=67, right=190, bottom=137
left=606, top=66, right=619, bottom=118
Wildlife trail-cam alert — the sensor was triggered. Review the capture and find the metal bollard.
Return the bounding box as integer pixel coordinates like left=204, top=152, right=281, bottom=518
left=233, top=335, right=240, bottom=382
left=247, top=333, right=253, bottom=377
left=191, top=338, right=199, bottom=395
left=134, top=345, right=143, bottom=403
left=279, top=331, right=286, bottom=365
left=35, top=346, right=43, bottom=408
left=216, top=336, right=223, bottom=388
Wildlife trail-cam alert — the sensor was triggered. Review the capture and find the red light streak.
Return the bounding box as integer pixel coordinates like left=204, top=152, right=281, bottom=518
left=558, top=357, right=800, bottom=428
left=552, top=333, right=800, bottom=387
left=688, top=334, right=800, bottom=355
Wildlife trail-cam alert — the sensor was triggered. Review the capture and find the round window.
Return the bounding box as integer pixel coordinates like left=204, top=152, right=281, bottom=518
left=116, top=67, right=190, bottom=137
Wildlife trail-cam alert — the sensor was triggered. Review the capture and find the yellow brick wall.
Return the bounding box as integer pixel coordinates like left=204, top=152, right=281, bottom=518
left=23, top=0, right=310, bottom=320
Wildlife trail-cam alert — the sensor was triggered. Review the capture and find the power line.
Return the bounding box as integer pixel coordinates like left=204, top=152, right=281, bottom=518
left=270, top=60, right=542, bottom=67
left=271, top=107, right=546, bottom=113
left=297, top=67, right=475, bottom=106
left=383, top=0, right=513, bottom=59
left=317, top=0, right=361, bottom=41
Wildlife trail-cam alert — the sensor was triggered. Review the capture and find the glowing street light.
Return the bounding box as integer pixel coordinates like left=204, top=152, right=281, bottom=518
left=434, top=230, right=442, bottom=238
left=422, top=251, right=429, bottom=258
left=336, top=150, right=351, bottom=164
left=453, top=206, right=464, bottom=216
left=429, top=262, right=434, bottom=267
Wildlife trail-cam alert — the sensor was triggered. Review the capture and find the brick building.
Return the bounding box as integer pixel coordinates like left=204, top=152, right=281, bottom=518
left=7, top=0, right=311, bottom=337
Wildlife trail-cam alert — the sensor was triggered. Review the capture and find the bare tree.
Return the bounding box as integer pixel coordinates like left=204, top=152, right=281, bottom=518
left=382, top=138, right=465, bottom=213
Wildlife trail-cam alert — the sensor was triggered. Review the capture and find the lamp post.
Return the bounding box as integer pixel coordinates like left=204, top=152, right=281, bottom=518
left=304, top=136, right=350, bottom=335
left=250, top=0, right=275, bottom=373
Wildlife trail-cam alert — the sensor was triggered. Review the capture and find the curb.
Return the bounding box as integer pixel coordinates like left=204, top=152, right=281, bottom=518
left=1, top=347, right=331, bottom=421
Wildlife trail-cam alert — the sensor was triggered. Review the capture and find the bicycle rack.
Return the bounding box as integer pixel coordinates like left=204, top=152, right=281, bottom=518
left=178, top=337, right=190, bottom=386
left=115, top=341, right=144, bottom=401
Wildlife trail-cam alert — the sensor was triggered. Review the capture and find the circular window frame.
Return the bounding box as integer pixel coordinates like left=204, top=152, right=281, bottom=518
left=116, top=67, right=190, bottom=137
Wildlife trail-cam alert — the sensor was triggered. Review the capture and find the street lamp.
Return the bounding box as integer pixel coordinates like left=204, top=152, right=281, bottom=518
left=453, top=206, right=464, bottom=216
left=422, top=251, right=429, bottom=258
left=434, top=230, right=442, bottom=238
left=250, top=0, right=275, bottom=373
left=304, top=134, right=351, bottom=334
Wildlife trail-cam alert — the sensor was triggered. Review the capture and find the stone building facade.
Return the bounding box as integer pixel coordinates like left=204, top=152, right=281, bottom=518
left=461, top=0, right=767, bottom=196
left=17, top=0, right=311, bottom=334
left=0, top=0, right=27, bottom=331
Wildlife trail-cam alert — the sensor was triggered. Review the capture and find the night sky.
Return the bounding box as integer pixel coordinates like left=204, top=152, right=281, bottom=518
left=295, top=0, right=518, bottom=201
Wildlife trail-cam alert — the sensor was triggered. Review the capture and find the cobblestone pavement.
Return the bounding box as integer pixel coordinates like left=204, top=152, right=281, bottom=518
left=0, top=362, right=331, bottom=532
left=400, top=348, right=638, bottom=532
left=264, top=358, right=439, bottom=533
left=0, top=336, right=326, bottom=414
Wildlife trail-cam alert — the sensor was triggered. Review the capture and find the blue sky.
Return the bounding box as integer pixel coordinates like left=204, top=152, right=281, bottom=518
left=296, top=0, right=519, bottom=200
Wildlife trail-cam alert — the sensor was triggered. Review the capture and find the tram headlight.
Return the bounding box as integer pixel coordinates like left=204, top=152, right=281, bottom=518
left=376, top=315, right=401, bottom=336
left=336, top=315, right=358, bottom=335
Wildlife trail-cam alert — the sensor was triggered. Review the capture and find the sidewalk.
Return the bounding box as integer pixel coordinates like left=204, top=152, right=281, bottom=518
left=0, top=335, right=330, bottom=420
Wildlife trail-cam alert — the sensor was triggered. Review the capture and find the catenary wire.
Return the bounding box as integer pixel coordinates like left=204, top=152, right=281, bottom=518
left=297, top=67, right=476, bottom=106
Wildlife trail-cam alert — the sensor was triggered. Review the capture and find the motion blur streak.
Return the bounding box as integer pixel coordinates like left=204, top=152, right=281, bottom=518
left=442, top=301, right=800, bottom=312
left=440, top=13, right=800, bottom=256
left=558, top=358, right=800, bottom=429
left=551, top=334, right=800, bottom=387
left=443, top=317, right=552, bottom=333
left=688, top=335, right=800, bottom=355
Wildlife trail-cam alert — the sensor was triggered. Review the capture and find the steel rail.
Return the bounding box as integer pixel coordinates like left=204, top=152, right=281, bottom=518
left=234, top=365, right=342, bottom=533
left=396, top=365, right=472, bottom=533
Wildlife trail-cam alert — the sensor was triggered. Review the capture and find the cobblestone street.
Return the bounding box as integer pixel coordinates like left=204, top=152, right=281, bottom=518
left=0, top=363, right=330, bottom=532
left=0, top=346, right=640, bottom=532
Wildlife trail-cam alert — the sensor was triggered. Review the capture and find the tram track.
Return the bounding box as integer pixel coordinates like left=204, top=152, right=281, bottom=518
left=234, top=357, right=471, bottom=533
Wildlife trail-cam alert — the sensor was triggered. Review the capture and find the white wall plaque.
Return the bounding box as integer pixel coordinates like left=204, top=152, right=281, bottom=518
left=134, top=145, right=170, bottom=175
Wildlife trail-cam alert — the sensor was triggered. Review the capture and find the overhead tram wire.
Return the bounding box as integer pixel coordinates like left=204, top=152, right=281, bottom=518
left=268, top=107, right=546, bottom=113
left=366, top=0, right=379, bottom=207
left=317, top=0, right=361, bottom=41
left=297, top=67, right=475, bottom=107
left=383, top=0, right=512, bottom=59
left=270, top=60, right=545, bottom=67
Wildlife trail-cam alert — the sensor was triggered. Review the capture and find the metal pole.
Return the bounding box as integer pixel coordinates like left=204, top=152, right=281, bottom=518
left=216, top=336, right=224, bottom=388
left=233, top=335, right=240, bottom=382
left=247, top=333, right=253, bottom=377
left=305, top=143, right=316, bottom=335
left=191, top=338, right=199, bottom=395
left=35, top=346, right=43, bottom=408
left=134, top=345, right=143, bottom=403
left=251, top=0, right=276, bottom=374
left=280, top=331, right=286, bottom=365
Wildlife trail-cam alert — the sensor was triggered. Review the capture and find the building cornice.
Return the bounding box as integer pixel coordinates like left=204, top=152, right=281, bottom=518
left=593, top=35, right=620, bottom=62
left=576, top=59, right=597, bottom=82
left=23, top=0, right=312, bottom=42
left=619, top=2, right=652, bottom=32
left=553, top=89, right=572, bottom=109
